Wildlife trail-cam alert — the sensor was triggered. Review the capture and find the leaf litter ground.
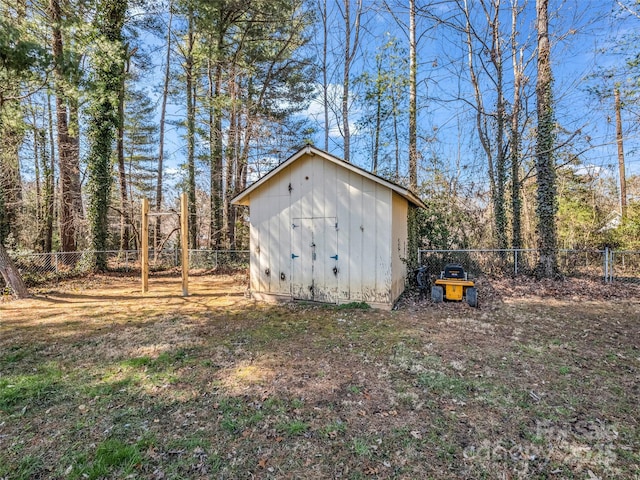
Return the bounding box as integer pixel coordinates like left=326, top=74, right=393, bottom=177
left=0, top=273, right=639, bottom=479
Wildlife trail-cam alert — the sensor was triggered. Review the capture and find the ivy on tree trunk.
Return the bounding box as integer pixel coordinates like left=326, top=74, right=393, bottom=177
left=535, top=0, right=557, bottom=278
left=86, top=0, right=128, bottom=270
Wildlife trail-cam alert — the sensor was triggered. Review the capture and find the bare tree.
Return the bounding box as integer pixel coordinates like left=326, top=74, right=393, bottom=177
left=339, top=0, right=362, bottom=162
left=409, top=0, right=417, bottom=190
left=155, top=2, right=173, bottom=251
left=461, top=0, right=508, bottom=250
left=319, top=0, right=329, bottom=151
left=615, top=86, right=627, bottom=219
left=510, top=0, right=525, bottom=249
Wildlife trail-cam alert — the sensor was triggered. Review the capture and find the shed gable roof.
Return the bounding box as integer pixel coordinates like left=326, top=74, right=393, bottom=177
left=231, top=145, right=426, bottom=208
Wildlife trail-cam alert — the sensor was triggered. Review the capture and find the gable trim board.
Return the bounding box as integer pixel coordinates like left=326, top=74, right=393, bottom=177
left=231, top=145, right=426, bottom=209
left=231, top=145, right=425, bottom=309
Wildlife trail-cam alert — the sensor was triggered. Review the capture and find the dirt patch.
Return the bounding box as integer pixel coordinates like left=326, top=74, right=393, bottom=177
left=1, top=274, right=639, bottom=479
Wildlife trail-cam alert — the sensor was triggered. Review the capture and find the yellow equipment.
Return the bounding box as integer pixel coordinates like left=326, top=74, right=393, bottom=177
left=431, top=264, right=478, bottom=307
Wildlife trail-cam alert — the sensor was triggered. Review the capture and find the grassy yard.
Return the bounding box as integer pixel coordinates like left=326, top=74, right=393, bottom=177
left=1, top=274, right=639, bottom=479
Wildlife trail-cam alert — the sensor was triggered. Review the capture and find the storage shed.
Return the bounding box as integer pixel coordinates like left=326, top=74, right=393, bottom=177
left=231, top=145, right=426, bottom=309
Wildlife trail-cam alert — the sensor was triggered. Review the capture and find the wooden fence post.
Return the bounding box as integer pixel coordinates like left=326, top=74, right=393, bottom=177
left=181, top=193, right=189, bottom=297
left=141, top=198, right=149, bottom=293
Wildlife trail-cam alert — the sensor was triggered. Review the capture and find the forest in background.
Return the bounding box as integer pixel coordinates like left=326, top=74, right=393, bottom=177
left=1, top=0, right=640, bottom=278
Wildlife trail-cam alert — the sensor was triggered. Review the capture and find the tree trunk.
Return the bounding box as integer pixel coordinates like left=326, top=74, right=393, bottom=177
left=341, top=0, right=362, bottom=163
left=615, top=87, right=627, bottom=219
left=32, top=109, right=42, bottom=251
left=185, top=7, right=198, bottom=249
left=391, top=92, right=400, bottom=180
left=44, top=94, right=55, bottom=253
left=491, top=1, right=507, bottom=252
left=319, top=0, right=329, bottom=151
left=50, top=0, right=76, bottom=256
left=156, top=1, right=173, bottom=251
left=510, top=0, right=523, bottom=249
left=210, top=55, right=224, bottom=249
left=117, top=48, right=130, bottom=251
left=371, top=54, right=383, bottom=174
left=406, top=0, right=419, bottom=275
left=0, top=242, right=29, bottom=299
left=342, top=0, right=351, bottom=162
left=87, top=0, right=128, bottom=270
left=535, top=0, right=557, bottom=278
left=69, top=96, right=83, bottom=225
left=463, top=0, right=508, bottom=251
left=226, top=73, right=239, bottom=250
left=408, top=0, right=417, bottom=191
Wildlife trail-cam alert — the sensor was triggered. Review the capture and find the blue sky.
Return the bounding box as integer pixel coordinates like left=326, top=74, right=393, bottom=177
left=141, top=0, right=640, bottom=197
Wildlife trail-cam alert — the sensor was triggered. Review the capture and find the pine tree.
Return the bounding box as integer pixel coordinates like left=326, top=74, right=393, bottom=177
left=124, top=89, right=159, bottom=205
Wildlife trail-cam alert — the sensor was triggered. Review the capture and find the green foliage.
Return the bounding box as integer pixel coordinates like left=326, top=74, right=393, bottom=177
left=416, top=201, right=454, bottom=250
left=407, top=205, right=420, bottom=275
left=535, top=69, right=558, bottom=276
left=556, top=168, right=606, bottom=249
left=0, top=11, right=48, bottom=246
left=609, top=202, right=640, bottom=250
left=0, top=19, right=49, bottom=79
left=412, top=198, right=472, bottom=251
left=123, top=88, right=159, bottom=200
left=355, top=35, right=409, bottom=174
left=336, top=301, right=370, bottom=310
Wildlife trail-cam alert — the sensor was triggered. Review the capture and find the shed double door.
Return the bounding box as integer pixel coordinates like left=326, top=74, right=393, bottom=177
left=291, top=217, right=339, bottom=302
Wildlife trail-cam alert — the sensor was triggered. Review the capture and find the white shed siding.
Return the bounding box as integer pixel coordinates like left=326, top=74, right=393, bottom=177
left=238, top=148, right=420, bottom=308
left=391, top=192, right=409, bottom=302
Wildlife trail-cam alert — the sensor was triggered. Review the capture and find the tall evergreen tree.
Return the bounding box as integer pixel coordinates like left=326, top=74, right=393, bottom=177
left=355, top=36, right=408, bottom=177
left=0, top=2, right=45, bottom=244
left=124, top=88, right=159, bottom=205
left=0, top=2, right=48, bottom=296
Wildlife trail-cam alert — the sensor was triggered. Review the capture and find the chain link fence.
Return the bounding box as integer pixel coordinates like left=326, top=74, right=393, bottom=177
left=8, top=249, right=249, bottom=286
left=7, top=248, right=639, bottom=288
left=418, top=248, right=640, bottom=283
